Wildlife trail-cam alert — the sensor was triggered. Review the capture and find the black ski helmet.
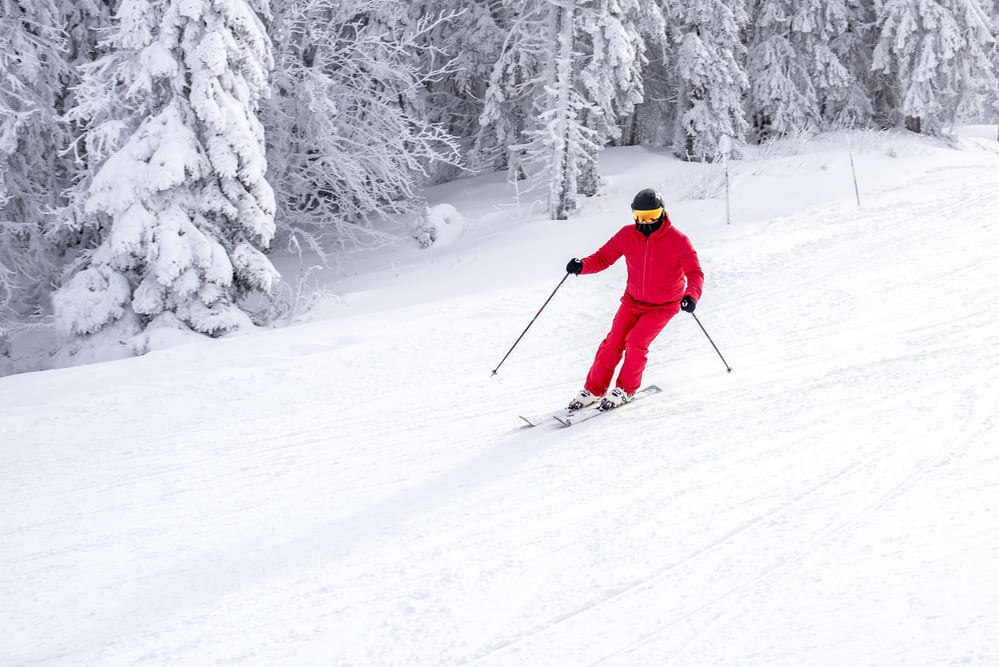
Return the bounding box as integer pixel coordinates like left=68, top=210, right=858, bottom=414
left=631, top=188, right=664, bottom=212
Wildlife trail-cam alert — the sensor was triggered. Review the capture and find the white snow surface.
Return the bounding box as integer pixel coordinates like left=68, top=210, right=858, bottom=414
left=3, top=129, right=999, bottom=666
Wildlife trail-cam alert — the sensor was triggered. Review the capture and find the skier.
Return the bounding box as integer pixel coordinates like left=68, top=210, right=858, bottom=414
left=565, top=188, right=704, bottom=410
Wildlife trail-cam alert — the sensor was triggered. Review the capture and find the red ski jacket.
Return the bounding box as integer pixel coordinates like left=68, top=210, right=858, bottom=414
left=581, top=215, right=704, bottom=305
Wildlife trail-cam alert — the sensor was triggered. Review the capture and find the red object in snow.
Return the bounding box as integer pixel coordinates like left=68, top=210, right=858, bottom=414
left=577, top=213, right=704, bottom=395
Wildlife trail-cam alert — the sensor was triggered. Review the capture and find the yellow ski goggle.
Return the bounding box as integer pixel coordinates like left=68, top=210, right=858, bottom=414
left=632, top=207, right=663, bottom=223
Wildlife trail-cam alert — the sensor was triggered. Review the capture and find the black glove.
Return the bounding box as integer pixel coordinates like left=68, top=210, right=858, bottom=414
left=680, top=296, right=696, bottom=313
left=566, top=258, right=583, bottom=275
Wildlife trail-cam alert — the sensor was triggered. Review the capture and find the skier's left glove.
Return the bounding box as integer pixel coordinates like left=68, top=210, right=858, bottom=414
left=566, top=258, right=583, bottom=275
left=680, top=296, right=696, bottom=313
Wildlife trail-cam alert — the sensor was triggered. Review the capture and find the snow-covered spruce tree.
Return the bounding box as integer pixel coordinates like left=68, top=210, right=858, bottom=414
left=58, top=0, right=116, bottom=258
left=991, top=2, right=999, bottom=137
left=542, top=0, right=601, bottom=219
left=489, top=1, right=601, bottom=219
left=745, top=0, right=857, bottom=139
left=627, top=3, right=671, bottom=147
left=791, top=0, right=873, bottom=129
left=872, top=0, right=996, bottom=134
left=575, top=0, right=650, bottom=194
left=0, top=0, right=73, bottom=323
left=670, top=0, right=749, bottom=160
left=824, top=0, right=878, bottom=128
left=480, top=1, right=637, bottom=219
left=266, top=0, right=462, bottom=257
left=55, top=0, right=278, bottom=340
left=474, top=6, right=546, bottom=181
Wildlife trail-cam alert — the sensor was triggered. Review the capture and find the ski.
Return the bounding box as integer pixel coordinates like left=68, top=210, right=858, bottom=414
left=519, top=407, right=573, bottom=427
left=519, top=385, right=662, bottom=427
left=553, top=385, right=662, bottom=426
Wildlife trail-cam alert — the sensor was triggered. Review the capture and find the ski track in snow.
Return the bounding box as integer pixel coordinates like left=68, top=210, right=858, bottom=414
left=2, top=136, right=999, bottom=665
left=462, top=168, right=999, bottom=666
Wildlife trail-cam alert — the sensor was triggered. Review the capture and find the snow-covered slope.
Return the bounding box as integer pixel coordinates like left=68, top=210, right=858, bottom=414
left=3, top=129, right=998, bottom=665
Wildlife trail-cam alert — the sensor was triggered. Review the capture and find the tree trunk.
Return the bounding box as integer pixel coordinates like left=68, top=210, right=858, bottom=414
left=549, top=1, right=576, bottom=220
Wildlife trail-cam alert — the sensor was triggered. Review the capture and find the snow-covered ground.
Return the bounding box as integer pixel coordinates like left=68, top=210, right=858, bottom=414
left=3, top=128, right=999, bottom=665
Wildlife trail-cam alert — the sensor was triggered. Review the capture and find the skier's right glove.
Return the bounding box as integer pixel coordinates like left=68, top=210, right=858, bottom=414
left=566, top=258, right=583, bottom=275
left=680, top=296, right=697, bottom=312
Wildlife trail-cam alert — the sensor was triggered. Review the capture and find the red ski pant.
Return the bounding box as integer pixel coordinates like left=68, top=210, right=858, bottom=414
left=584, top=296, right=680, bottom=396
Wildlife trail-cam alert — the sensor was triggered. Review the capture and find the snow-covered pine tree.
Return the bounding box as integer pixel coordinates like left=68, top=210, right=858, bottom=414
left=824, top=0, right=878, bottom=128
left=475, top=6, right=546, bottom=181
left=991, top=1, right=999, bottom=138
left=873, top=0, right=996, bottom=134
left=542, top=0, right=601, bottom=219
left=627, top=3, right=672, bottom=147
left=746, top=0, right=832, bottom=139
left=55, top=0, right=279, bottom=341
left=266, top=0, right=462, bottom=257
left=478, top=1, right=600, bottom=220
left=0, top=0, right=73, bottom=322
left=59, top=0, right=115, bottom=256
left=670, top=0, right=749, bottom=159
left=575, top=0, right=650, bottom=194
left=790, top=0, right=868, bottom=129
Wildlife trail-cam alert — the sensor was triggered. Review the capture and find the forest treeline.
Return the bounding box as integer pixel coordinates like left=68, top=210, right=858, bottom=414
left=1, top=0, right=996, bottom=346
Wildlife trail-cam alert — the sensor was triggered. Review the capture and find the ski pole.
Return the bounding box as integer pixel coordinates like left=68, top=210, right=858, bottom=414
left=491, top=273, right=571, bottom=376
left=689, top=311, right=732, bottom=373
